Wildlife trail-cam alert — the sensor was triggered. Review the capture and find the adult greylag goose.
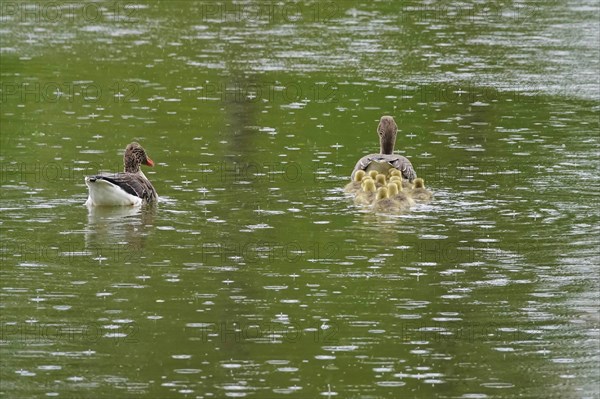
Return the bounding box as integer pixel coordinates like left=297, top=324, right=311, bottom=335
left=351, top=116, right=417, bottom=182
left=85, top=142, right=158, bottom=206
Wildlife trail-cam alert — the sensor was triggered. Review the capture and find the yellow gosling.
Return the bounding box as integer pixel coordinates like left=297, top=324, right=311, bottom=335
left=372, top=186, right=402, bottom=212
left=388, top=182, right=415, bottom=209
left=389, top=169, right=401, bottom=178
left=390, top=175, right=402, bottom=184
left=344, top=170, right=366, bottom=193
left=355, top=179, right=377, bottom=205
left=387, top=182, right=413, bottom=210
left=409, top=178, right=432, bottom=201
left=391, top=176, right=413, bottom=192
left=361, top=177, right=374, bottom=189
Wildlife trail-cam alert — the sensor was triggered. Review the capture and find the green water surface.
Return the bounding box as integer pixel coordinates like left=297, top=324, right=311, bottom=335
left=1, top=1, right=598, bottom=398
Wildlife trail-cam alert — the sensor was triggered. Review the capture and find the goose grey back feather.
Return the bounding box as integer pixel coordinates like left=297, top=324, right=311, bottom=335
left=88, top=172, right=157, bottom=203
left=351, top=153, right=416, bottom=182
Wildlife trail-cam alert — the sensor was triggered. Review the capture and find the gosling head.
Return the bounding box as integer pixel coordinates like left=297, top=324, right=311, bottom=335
left=362, top=179, right=376, bottom=193
left=390, top=176, right=403, bottom=191
left=375, top=174, right=387, bottom=186
left=353, top=170, right=366, bottom=182
left=375, top=186, right=389, bottom=200
left=389, top=169, right=401, bottom=178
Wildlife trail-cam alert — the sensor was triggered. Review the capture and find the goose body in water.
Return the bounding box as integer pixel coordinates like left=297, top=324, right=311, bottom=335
left=351, top=116, right=417, bottom=182
left=85, top=142, right=158, bottom=206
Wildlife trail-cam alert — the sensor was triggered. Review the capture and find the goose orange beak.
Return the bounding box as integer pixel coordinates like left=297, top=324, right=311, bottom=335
left=145, top=157, right=155, bottom=167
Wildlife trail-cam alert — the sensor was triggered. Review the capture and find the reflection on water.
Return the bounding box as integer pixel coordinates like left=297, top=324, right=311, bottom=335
left=84, top=205, right=156, bottom=264
left=1, top=1, right=598, bottom=398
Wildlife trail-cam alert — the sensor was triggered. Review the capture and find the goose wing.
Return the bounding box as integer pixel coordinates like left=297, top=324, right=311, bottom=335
left=387, top=155, right=417, bottom=182
left=352, top=154, right=417, bottom=181
left=89, top=172, right=157, bottom=202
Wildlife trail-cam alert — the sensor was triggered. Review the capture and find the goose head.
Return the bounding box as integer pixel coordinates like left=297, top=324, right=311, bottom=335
left=124, top=142, right=154, bottom=173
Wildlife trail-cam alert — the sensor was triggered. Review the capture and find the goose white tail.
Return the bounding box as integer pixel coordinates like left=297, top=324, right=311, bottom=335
left=85, top=177, right=142, bottom=206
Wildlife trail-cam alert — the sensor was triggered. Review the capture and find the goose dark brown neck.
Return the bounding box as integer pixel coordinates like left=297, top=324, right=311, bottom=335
left=124, top=156, right=141, bottom=173
left=124, top=146, right=144, bottom=173
left=377, top=116, right=398, bottom=155
left=380, top=136, right=395, bottom=154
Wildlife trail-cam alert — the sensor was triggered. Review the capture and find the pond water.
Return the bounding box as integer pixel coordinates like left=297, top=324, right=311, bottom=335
left=1, top=1, right=598, bottom=398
